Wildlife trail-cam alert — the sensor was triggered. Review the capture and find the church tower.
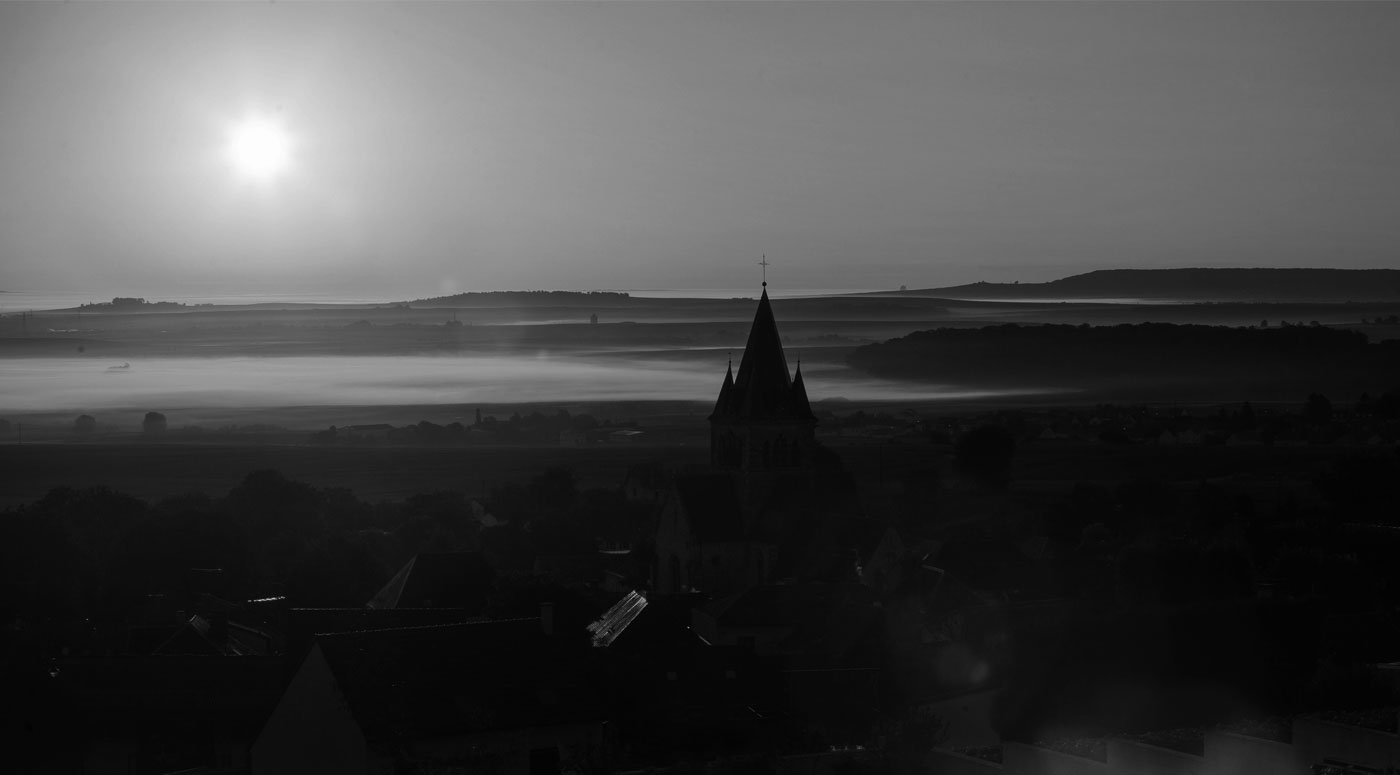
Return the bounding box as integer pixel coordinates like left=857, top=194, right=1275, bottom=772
left=708, top=286, right=817, bottom=495
left=652, top=282, right=823, bottom=596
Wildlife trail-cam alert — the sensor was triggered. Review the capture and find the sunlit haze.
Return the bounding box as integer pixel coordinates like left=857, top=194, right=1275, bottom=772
left=2, top=1, right=1398, bottom=299
left=225, top=116, right=294, bottom=184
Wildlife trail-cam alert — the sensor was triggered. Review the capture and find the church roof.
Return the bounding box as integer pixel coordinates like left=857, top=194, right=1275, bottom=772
left=710, top=288, right=816, bottom=424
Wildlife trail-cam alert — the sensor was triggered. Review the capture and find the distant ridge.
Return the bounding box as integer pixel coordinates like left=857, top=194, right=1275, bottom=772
left=900, top=268, right=1400, bottom=302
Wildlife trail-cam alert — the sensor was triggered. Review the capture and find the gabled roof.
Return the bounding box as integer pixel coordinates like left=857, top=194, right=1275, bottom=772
left=151, top=614, right=271, bottom=657
left=673, top=473, right=746, bottom=543
left=709, top=289, right=816, bottom=424
left=313, top=618, right=601, bottom=740
left=366, top=552, right=495, bottom=611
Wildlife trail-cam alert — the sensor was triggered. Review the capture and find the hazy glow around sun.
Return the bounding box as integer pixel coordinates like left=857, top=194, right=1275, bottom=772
left=224, top=116, right=293, bottom=183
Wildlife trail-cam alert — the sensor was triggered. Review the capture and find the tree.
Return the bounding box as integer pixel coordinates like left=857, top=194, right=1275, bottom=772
left=74, top=414, right=96, bottom=435
left=142, top=411, right=167, bottom=435
left=1303, top=393, right=1333, bottom=425
left=954, top=425, right=1016, bottom=490
left=229, top=469, right=322, bottom=538
left=1238, top=401, right=1256, bottom=430
left=1315, top=450, right=1400, bottom=524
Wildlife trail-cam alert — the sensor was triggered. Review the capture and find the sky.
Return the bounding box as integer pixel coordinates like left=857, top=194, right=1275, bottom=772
left=1, top=1, right=1398, bottom=300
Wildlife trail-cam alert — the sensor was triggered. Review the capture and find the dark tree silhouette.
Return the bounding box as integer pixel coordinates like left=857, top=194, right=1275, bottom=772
left=1304, top=393, right=1333, bottom=425
left=142, top=411, right=167, bottom=435
left=228, top=469, right=322, bottom=538
left=954, top=425, right=1016, bottom=490
left=1315, top=450, right=1400, bottom=524
left=74, top=414, right=96, bottom=435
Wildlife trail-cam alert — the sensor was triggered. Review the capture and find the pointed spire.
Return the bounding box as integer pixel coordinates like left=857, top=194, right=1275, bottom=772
left=710, top=359, right=735, bottom=419
left=733, top=287, right=792, bottom=411
left=791, top=362, right=814, bottom=421
left=710, top=278, right=816, bottom=424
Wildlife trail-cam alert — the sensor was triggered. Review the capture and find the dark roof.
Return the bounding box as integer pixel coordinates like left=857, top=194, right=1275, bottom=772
left=673, top=473, right=746, bottom=543
left=314, top=618, right=602, bottom=740
left=703, top=583, right=881, bottom=659
left=586, top=590, right=648, bottom=647
left=286, top=607, right=488, bottom=663
left=710, top=289, right=816, bottom=424
left=366, top=552, right=495, bottom=611
left=57, top=656, right=284, bottom=737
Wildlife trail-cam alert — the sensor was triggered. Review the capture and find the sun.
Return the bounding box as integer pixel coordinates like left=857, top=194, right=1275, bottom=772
left=224, top=116, right=293, bottom=183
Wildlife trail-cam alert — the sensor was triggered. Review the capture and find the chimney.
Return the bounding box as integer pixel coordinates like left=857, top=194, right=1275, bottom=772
left=540, top=601, right=555, bottom=637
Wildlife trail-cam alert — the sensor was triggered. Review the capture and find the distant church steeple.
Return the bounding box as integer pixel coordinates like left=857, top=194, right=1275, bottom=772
left=709, top=284, right=817, bottom=481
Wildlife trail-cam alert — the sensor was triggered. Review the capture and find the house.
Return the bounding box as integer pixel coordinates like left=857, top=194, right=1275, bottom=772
left=620, top=462, right=671, bottom=504
left=252, top=618, right=606, bottom=775
left=690, top=583, right=884, bottom=745
left=586, top=593, right=786, bottom=765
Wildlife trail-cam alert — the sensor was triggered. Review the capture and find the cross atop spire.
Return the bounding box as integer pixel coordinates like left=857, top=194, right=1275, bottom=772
left=759, top=255, right=770, bottom=287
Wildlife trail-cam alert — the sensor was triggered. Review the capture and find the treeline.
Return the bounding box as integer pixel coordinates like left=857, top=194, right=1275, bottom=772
left=848, top=322, right=1400, bottom=399
left=76, top=297, right=192, bottom=310
left=307, top=408, right=614, bottom=445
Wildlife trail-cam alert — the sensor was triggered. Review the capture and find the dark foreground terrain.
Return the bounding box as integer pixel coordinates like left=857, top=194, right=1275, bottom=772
left=4, top=273, right=1400, bottom=773
left=4, top=392, right=1400, bottom=772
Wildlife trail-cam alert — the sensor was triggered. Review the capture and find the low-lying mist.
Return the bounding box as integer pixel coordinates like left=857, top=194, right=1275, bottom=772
left=1, top=355, right=1040, bottom=415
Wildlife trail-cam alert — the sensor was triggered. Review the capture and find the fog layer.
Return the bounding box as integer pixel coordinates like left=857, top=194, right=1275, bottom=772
left=1, top=355, right=1038, bottom=413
